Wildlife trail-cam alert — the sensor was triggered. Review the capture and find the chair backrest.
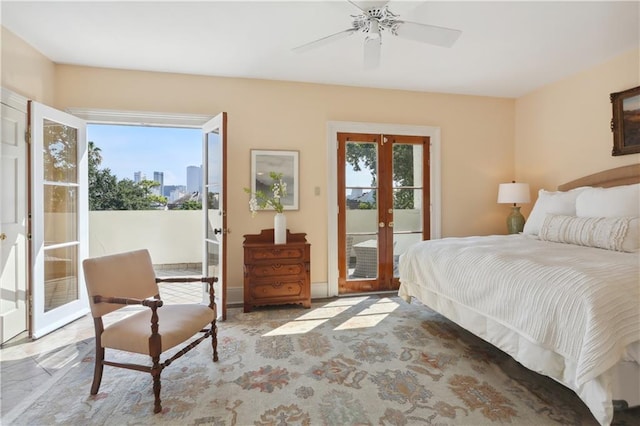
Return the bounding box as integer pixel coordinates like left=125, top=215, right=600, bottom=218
left=346, top=235, right=354, bottom=258
left=83, top=249, right=159, bottom=318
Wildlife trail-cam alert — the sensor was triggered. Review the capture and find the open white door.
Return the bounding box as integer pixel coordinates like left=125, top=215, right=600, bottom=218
left=29, top=101, right=89, bottom=338
left=202, top=112, right=227, bottom=321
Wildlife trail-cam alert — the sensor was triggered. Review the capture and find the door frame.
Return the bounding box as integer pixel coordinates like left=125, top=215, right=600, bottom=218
left=327, top=121, right=441, bottom=297
left=62, top=108, right=225, bottom=308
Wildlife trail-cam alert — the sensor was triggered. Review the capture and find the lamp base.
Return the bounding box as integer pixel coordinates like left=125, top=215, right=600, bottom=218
left=506, top=206, right=525, bottom=234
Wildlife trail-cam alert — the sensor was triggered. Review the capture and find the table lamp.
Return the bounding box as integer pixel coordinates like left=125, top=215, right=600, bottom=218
left=497, top=181, right=531, bottom=234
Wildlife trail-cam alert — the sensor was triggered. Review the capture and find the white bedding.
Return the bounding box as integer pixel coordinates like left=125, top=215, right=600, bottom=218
left=398, top=234, right=640, bottom=425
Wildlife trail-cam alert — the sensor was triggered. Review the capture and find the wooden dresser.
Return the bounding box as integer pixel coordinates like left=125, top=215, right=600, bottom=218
left=243, top=229, right=311, bottom=313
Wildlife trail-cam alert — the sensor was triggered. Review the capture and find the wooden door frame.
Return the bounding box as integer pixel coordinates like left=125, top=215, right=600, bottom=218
left=327, top=121, right=442, bottom=297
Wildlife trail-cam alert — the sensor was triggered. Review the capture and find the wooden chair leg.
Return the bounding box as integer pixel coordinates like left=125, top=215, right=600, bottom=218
left=211, top=319, right=218, bottom=362
left=91, top=346, right=105, bottom=395
left=151, top=356, right=162, bottom=414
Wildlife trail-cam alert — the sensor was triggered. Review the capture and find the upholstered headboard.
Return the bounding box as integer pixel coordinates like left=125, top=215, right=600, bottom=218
left=558, top=164, right=640, bottom=191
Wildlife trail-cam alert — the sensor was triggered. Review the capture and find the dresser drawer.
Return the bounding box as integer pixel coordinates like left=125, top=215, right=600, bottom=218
left=246, top=246, right=306, bottom=262
left=249, top=280, right=305, bottom=300
left=247, top=262, right=306, bottom=278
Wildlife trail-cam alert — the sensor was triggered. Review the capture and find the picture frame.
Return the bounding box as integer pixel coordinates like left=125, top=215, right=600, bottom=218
left=250, top=150, right=299, bottom=210
left=611, top=85, right=640, bottom=156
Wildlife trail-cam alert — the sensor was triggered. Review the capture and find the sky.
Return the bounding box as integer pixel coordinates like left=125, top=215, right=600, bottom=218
left=88, top=124, right=201, bottom=186
left=87, top=123, right=374, bottom=189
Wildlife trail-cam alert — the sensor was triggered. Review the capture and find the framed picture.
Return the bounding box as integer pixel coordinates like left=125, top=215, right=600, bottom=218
left=250, top=150, right=299, bottom=210
left=611, top=85, right=640, bottom=156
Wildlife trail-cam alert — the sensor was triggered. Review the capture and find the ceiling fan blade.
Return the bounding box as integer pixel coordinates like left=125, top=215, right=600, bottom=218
left=363, top=36, right=381, bottom=69
left=292, top=28, right=358, bottom=54
left=393, top=20, right=461, bottom=48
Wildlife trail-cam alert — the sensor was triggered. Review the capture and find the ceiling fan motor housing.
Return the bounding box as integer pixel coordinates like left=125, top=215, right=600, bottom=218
left=351, top=6, right=400, bottom=36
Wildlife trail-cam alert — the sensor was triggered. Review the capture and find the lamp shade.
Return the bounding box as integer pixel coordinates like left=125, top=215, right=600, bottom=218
left=497, top=182, right=530, bottom=204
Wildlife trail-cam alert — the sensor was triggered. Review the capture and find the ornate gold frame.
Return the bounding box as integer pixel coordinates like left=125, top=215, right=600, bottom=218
left=611, top=85, right=640, bottom=156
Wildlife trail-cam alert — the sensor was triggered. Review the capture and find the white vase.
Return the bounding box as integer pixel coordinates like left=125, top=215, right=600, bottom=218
left=274, top=213, right=286, bottom=244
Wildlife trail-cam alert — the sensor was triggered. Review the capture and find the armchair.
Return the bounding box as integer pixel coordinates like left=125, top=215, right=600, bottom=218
left=82, top=249, right=218, bottom=414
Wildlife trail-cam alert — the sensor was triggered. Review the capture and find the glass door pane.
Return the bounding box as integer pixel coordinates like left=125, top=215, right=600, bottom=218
left=392, top=140, right=427, bottom=279
left=30, top=101, right=88, bottom=338
left=337, top=132, right=384, bottom=294
left=345, top=141, right=378, bottom=280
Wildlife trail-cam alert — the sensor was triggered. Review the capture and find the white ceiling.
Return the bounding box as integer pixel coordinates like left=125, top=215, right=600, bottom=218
left=2, top=1, right=639, bottom=98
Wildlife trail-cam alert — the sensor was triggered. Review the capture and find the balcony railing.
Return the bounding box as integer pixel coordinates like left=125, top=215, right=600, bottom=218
left=89, top=210, right=202, bottom=265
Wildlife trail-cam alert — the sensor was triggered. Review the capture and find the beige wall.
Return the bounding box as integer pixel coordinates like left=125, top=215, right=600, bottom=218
left=1, top=27, right=55, bottom=104
left=515, top=47, right=640, bottom=218
left=4, top=25, right=637, bottom=298
left=50, top=65, right=515, bottom=290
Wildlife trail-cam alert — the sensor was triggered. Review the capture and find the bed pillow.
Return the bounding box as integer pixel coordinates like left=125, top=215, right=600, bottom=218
left=575, top=183, right=640, bottom=218
left=523, top=187, right=590, bottom=236
left=539, top=214, right=639, bottom=252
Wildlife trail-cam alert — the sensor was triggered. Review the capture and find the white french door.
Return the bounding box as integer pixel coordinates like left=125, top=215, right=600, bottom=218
left=29, top=101, right=89, bottom=338
left=202, top=112, right=227, bottom=321
left=1, top=101, right=28, bottom=344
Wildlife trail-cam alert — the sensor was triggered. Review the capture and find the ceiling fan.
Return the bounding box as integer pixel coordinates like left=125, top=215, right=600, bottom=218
left=292, top=1, right=462, bottom=69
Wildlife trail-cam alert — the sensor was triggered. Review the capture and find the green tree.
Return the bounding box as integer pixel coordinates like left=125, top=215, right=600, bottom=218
left=43, top=122, right=78, bottom=212
left=44, top=122, right=77, bottom=183
left=391, top=144, right=415, bottom=209
left=113, top=179, right=166, bottom=210
left=89, top=141, right=168, bottom=210
left=345, top=143, right=416, bottom=209
left=179, top=200, right=202, bottom=210
left=88, top=141, right=120, bottom=210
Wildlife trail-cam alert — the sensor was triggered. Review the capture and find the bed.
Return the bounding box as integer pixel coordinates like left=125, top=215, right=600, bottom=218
left=398, top=164, right=640, bottom=426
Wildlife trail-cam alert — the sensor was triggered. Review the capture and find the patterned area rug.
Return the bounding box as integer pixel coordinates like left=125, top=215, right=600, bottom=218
left=9, top=296, right=640, bottom=425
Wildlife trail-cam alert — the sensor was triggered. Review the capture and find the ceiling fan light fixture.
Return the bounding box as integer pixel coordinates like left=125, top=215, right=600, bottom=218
left=365, top=20, right=381, bottom=42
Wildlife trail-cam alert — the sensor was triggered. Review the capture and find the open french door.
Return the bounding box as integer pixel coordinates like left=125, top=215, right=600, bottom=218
left=202, top=112, right=227, bottom=321
left=29, top=101, right=89, bottom=338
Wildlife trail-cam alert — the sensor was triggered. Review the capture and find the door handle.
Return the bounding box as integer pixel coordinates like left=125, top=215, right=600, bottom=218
left=214, top=228, right=222, bottom=235
left=379, top=222, right=385, bottom=228
left=388, top=222, right=394, bottom=228
left=0, top=233, right=6, bottom=240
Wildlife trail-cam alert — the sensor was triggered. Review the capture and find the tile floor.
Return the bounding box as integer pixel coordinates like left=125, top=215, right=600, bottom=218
left=0, top=267, right=203, bottom=421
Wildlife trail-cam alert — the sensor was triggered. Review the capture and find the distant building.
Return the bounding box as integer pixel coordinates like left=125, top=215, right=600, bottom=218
left=186, top=165, right=202, bottom=193
left=346, top=188, right=375, bottom=209
left=349, top=188, right=364, bottom=199
left=133, top=171, right=145, bottom=183
left=165, top=185, right=187, bottom=202
left=153, top=171, right=164, bottom=196
left=164, top=184, right=185, bottom=198
left=167, top=191, right=202, bottom=210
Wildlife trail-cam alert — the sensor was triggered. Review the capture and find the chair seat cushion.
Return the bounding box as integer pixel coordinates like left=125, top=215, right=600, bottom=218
left=101, top=304, right=215, bottom=355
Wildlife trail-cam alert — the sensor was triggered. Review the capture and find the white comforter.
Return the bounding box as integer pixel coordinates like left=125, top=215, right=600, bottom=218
left=398, top=234, right=640, bottom=422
